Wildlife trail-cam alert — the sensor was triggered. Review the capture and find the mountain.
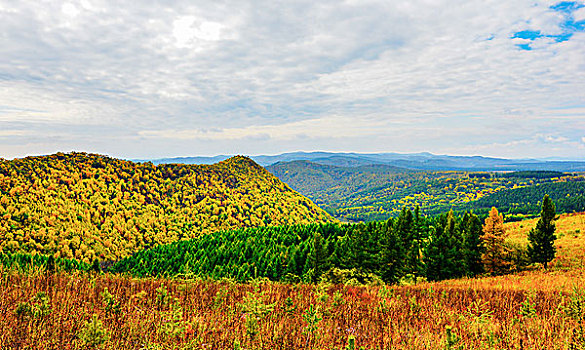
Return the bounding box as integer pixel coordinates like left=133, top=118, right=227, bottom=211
left=267, top=160, right=585, bottom=222
left=0, top=152, right=331, bottom=263
left=147, top=151, right=585, bottom=171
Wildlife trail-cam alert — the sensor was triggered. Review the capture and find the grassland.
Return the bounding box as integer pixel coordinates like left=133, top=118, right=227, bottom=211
left=506, top=211, right=585, bottom=270
left=1, top=214, right=584, bottom=349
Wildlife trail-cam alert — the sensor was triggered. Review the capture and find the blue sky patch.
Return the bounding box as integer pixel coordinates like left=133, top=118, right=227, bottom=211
left=512, top=1, right=585, bottom=50
left=550, top=1, right=584, bottom=14
left=513, top=30, right=543, bottom=40
left=516, top=43, right=533, bottom=51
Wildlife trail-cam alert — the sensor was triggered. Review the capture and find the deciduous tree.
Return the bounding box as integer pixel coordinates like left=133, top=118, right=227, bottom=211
left=481, top=207, right=509, bottom=275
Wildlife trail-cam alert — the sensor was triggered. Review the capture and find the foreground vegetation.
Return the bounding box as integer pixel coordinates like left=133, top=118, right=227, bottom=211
left=2, top=267, right=584, bottom=349
left=1, top=210, right=584, bottom=349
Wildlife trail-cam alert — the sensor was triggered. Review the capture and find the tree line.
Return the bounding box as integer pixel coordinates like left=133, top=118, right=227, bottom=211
left=111, top=195, right=558, bottom=284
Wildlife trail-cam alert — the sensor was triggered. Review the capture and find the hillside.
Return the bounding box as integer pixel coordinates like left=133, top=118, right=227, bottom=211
left=0, top=152, right=331, bottom=263
left=454, top=181, right=585, bottom=217
left=267, top=160, right=585, bottom=221
left=266, top=160, right=411, bottom=205
left=112, top=211, right=585, bottom=281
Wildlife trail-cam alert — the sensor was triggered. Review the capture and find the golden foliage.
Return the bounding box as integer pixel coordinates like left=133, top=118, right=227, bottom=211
left=0, top=152, right=332, bottom=262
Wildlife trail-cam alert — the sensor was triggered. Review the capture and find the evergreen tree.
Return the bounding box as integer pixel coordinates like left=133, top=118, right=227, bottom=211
left=377, top=218, right=405, bottom=284
left=91, top=258, right=101, bottom=274
left=408, top=206, right=426, bottom=279
left=348, top=223, right=378, bottom=273
left=309, top=232, right=329, bottom=283
left=46, top=254, right=56, bottom=274
left=481, top=207, right=509, bottom=275
left=528, top=194, right=557, bottom=269
left=394, top=207, right=419, bottom=277
left=424, top=211, right=463, bottom=281
left=461, top=212, right=484, bottom=276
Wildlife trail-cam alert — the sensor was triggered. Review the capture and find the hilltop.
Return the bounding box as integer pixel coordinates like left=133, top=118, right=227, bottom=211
left=0, top=152, right=331, bottom=263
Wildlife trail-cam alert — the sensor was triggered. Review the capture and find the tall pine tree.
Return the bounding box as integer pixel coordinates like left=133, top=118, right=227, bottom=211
left=309, top=231, right=329, bottom=283
left=424, top=211, right=463, bottom=281
left=528, top=194, right=557, bottom=269
left=377, top=218, right=405, bottom=284
left=462, top=212, right=484, bottom=277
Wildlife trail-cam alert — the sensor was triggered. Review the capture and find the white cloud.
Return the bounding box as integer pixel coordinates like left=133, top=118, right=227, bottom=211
left=0, top=0, right=584, bottom=159
left=173, top=16, right=226, bottom=48
left=61, top=3, right=80, bottom=17
left=573, top=7, right=585, bottom=22
left=139, top=115, right=392, bottom=140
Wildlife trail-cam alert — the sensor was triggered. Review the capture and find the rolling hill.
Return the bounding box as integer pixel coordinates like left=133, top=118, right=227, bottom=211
left=147, top=151, right=585, bottom=171
left=0, top=152, right=331, bottom=263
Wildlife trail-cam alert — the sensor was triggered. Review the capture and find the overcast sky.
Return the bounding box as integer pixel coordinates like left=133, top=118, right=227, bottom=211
left=1, top=0, right=584, bottom=160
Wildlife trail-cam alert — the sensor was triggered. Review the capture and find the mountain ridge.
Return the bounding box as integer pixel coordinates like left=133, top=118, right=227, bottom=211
left=142, top=151, right=585, bottom=171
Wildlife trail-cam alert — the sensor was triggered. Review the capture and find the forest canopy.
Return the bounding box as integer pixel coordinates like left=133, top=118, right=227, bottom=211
left=0, top=152, right=331, bottom=263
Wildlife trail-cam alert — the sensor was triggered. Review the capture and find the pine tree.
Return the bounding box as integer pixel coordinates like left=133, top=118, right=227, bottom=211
left=528, top=194, right=557, bottom=269
left=395, top=207, right=421, bottom=277
left=348, top=223, right=377, bottom=273
left=408, top=206, right=426, bottom=279
left=462, top=212, right=484, bottom=276
left=481, top=207, right=509, bottom=275
left=46, top=254, right=56, bottom=274
left=424, top=211, right=463, bottom=281
left=377, top=218, right=405, bottom=284
left=309, top=232, right=329, bottom=283
left=91, top=258, right=101, bottom=274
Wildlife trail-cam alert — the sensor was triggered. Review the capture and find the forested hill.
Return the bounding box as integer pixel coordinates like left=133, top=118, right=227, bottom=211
left=266, top=160, right=411, bottom=207
left=0, top=152, right=332, bottom=263
left=266, top=160, right=585, bottom=222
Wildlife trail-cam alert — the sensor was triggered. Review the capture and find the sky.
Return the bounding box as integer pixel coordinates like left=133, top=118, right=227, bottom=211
left=1, top=0, right=585, bottom=160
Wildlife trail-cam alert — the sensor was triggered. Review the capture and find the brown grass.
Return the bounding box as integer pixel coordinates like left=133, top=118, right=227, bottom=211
left=1, top=268, right=584, bottom=349
left=506, top=212, right=585, bottom=270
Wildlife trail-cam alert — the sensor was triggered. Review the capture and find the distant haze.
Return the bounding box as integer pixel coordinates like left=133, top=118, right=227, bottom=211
left=1, top=1, right=584, bottom=160
left=145, top=151, right=585, bottom=172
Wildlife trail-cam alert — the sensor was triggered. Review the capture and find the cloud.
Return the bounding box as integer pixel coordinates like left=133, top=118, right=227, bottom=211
left=138, top=115, right=393, bottom=140
left=0, top=0, right=584, bottom=159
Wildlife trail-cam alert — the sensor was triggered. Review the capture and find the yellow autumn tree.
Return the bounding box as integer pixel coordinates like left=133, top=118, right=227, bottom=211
left=481, top=207, right=510, bottom=275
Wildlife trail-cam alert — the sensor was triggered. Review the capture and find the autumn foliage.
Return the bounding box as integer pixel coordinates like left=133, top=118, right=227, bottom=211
left=1, top=268, right=584, bottom=349
left=481, top=207, right=510, bottom=275
left=0, top=152, right=331, bottom=263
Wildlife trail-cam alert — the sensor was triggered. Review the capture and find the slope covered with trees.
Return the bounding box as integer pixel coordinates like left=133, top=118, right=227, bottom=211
left=0, top=152, right=331, bottom=263
left=112, top=208, right=514, bottom=283
left=454, top=181, right=585, bottom=218
left=268, top=160, right=585, bottom=221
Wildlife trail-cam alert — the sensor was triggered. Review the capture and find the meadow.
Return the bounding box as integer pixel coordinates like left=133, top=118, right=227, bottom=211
left=2, top=268, right=584, bottom=349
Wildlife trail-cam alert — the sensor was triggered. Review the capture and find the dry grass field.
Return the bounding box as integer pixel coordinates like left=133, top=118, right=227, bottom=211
left=1, top=213, right=584, bottom=350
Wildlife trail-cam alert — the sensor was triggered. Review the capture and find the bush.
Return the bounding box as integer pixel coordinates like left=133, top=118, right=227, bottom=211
left=78, top=314, right=109, bottom=348
left=320, top=268, right=384, bottom=286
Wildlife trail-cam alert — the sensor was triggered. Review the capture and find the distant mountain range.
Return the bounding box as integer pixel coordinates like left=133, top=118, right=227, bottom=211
left=142, top=151, right=585, bottom=172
